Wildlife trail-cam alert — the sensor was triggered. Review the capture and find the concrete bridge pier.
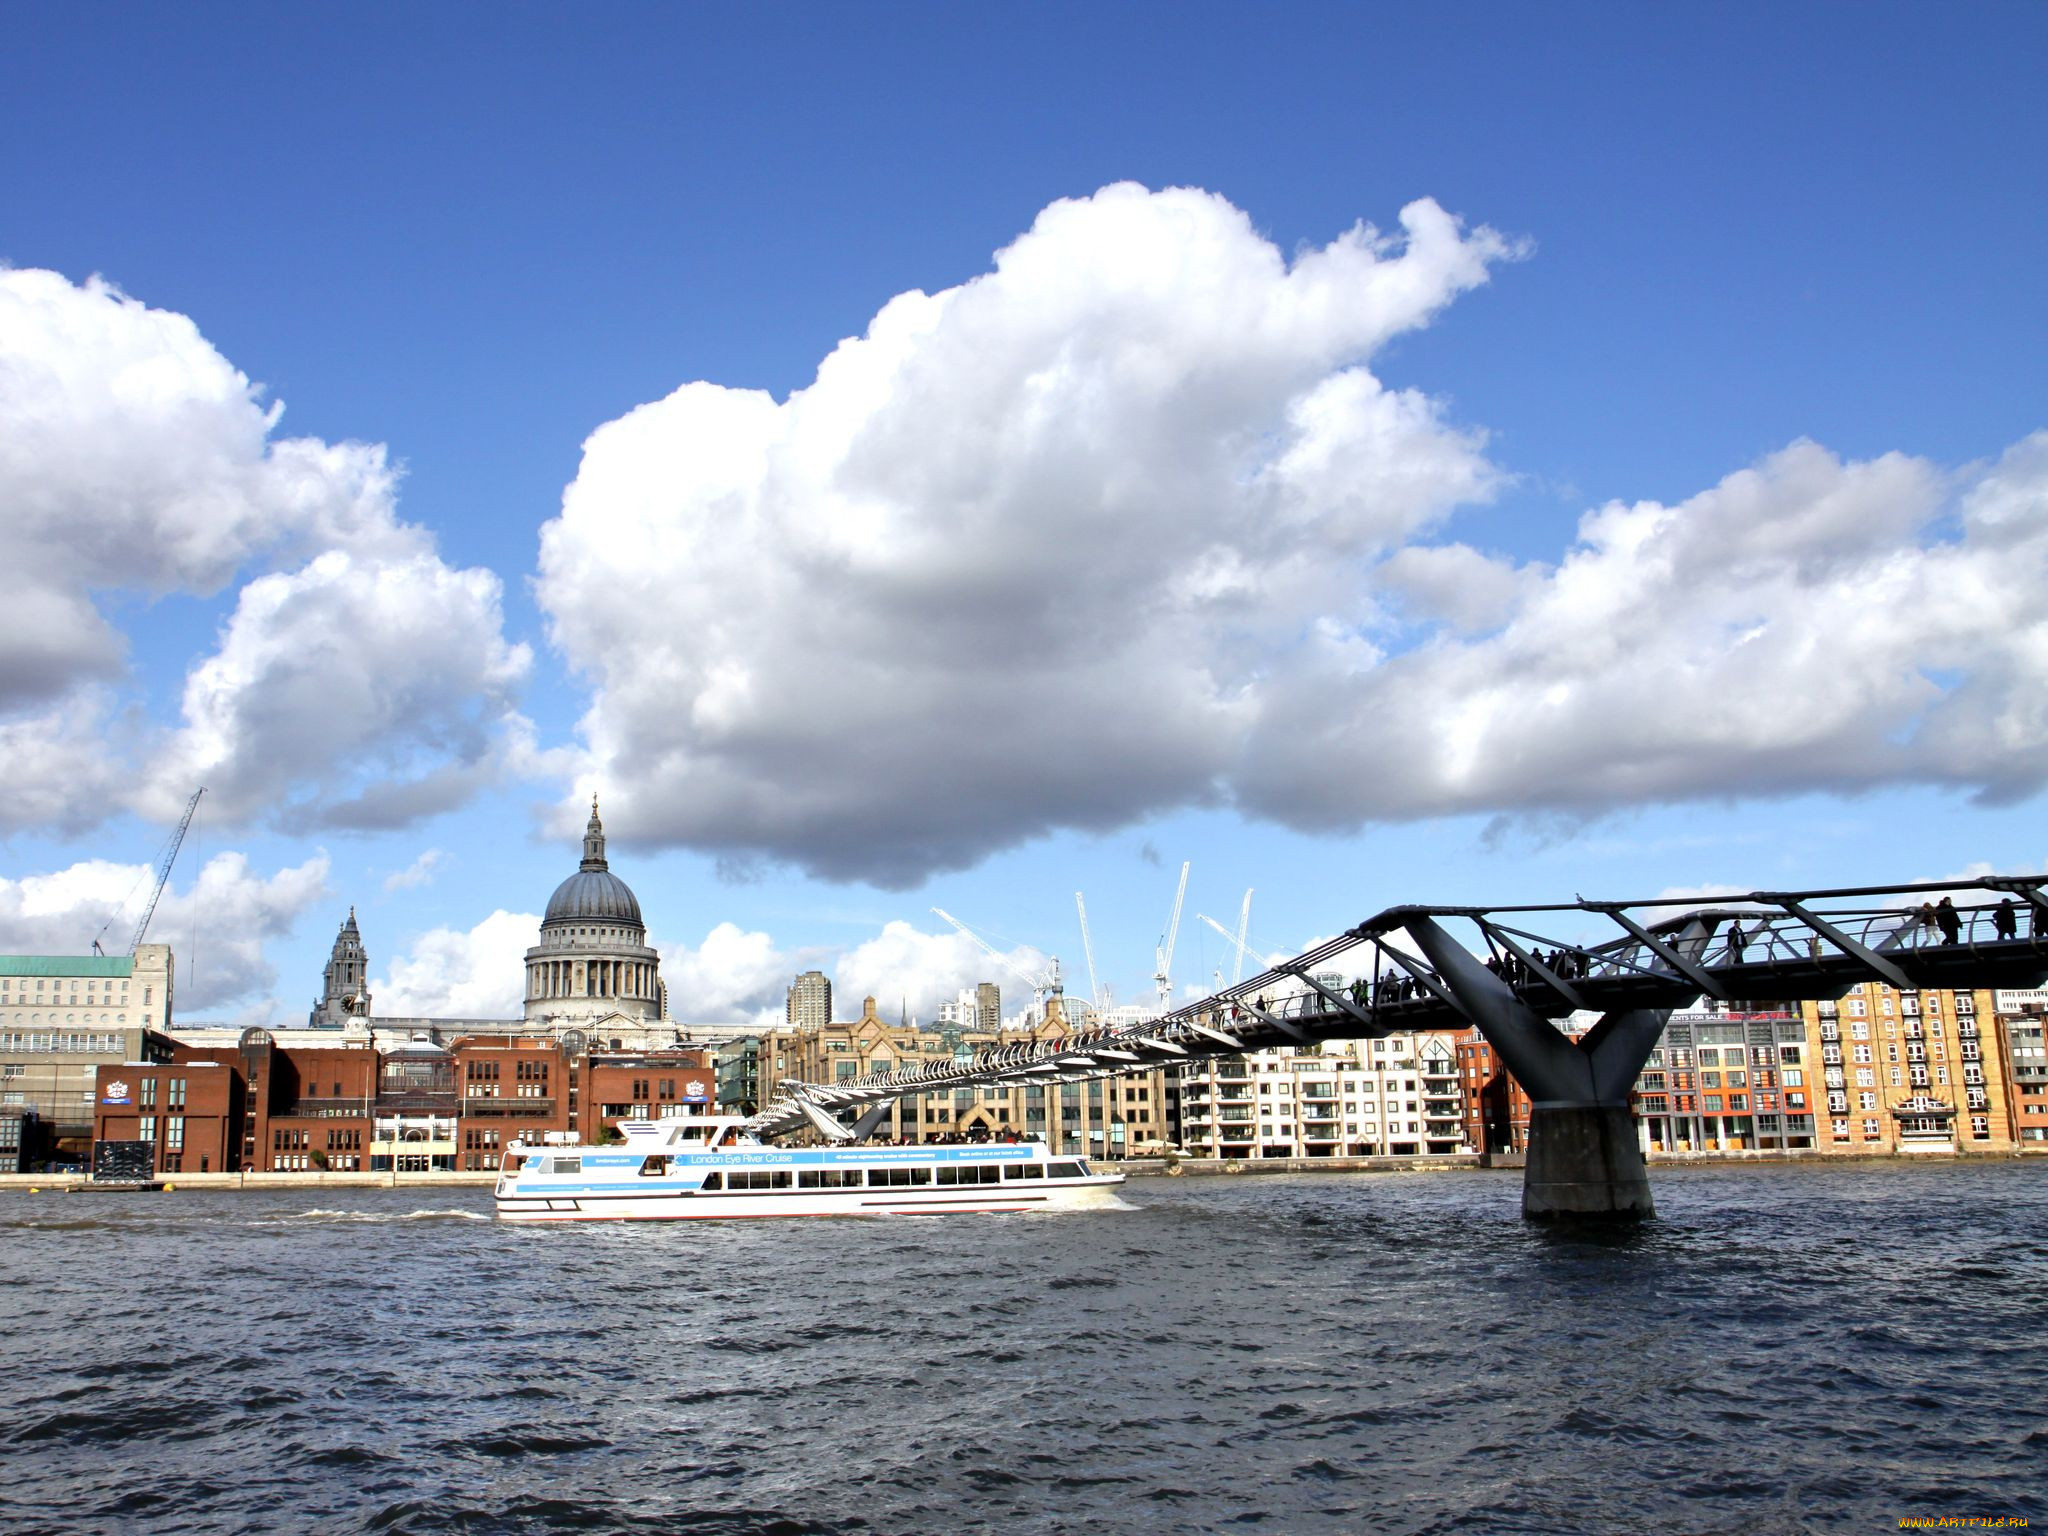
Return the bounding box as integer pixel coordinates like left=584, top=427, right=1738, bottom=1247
left=1523, top=1103, right=1652, bottom=1220
left=1404, top=916, right=1669, bottom=1222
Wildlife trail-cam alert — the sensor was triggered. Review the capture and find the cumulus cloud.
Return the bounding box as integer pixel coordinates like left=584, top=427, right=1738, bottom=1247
left=375, top=909, right=537, bottom=1019
left=1239, top=434, right=2048, bottom=827
left=659, top=920, right=817, bottom=1024
left=382, top=850, right=445, bottom=893
left=835, top=920, right=1041, bottom=1024
left=0, top=850, right=329, bottom=1016
left=0, top=267, right=530, bottom=835
left=534, top=184, right=2046, bottom=882
left=538, top=185, right=1511, bottom=884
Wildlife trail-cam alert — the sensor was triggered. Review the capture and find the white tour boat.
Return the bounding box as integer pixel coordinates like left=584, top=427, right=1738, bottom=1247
left=494, top=1115, right=1127, bottom=1222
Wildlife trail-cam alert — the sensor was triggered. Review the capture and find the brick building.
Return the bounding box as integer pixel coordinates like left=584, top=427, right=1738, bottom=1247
left=93, top=1056, right=242, bottom=1174
left=1801, top=984, right=2013, bottom=1152
left=1456, top=1026, right=1530, bottom=1156
left=92, top=1031, right=714, bottom=1174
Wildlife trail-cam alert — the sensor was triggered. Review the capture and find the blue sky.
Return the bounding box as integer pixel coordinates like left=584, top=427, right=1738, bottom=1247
left=1, top=4, right=2042, bottom=1025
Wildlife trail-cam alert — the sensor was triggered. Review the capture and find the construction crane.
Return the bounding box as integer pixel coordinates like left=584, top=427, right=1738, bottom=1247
left=1152, top=861, right=1190, bottom=1009
left=931, top=907, right=1063, bottom=1024
left=1074, top=892, right=1110, bottom=1011
left=94, top=787, right=205, bottom=956
left=1230, top=887, right=1253, bottom=983
left=1198, top=892, right=1262, bottom=985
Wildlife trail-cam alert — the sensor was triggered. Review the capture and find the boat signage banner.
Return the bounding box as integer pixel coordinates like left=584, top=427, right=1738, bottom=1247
left=661, top=1144, right=1040, bottom=1169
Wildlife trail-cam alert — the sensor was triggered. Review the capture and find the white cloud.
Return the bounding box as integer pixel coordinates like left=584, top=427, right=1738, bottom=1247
left=0, top=267, right=530, bottom=835
left=0, top=850, right=330, bottom=1016
left=148, top=546, right=529, bottom=830
left=835, top=920, right=1041, bottom=1024
left=659, top=920, right=814, bottom=1024
left=374, top=909, right=537, bottom=1019
left=383, top=850, right=445, bottom=893
left=1238, top=434, right=2048, bottom=828
left=537, top=185, right=1511, bottom=884
left=534, top=185, right=2047, bottom=883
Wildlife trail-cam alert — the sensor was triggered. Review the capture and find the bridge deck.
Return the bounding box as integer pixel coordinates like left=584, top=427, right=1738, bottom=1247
left=746, top=877, right=2048, bottom=1140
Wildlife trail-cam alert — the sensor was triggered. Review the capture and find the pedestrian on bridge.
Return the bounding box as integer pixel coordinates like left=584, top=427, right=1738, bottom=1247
left=1995, top=898, right=2018, bottom=940
left=1727, top=921, right=1747, bottom=963
left=1936, top=897, right=1962, bottom=945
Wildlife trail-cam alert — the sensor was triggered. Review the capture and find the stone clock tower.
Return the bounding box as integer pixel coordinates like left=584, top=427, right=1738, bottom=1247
left=310, top=908, right=372, bottom=1028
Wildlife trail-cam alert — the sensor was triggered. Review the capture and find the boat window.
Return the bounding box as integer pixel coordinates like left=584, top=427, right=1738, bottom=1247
left=699, top=1171, right=722, bottom=1191
left=501, top=1154, right=525, bottom=1174
left=552, top=1157, right=582, bottom=1174
left=638, top=1156, right=669, bottom=1177
left=941, top=1165, right=1003, bottom=1185
left=870, top=1167, right=933, bottom=1187
left=799, top=1169, right=861, bottom=1188
left=1047, top=1161, right=1083, bottom=1179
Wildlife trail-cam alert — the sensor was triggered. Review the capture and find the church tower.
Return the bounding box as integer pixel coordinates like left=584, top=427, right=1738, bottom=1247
left=310, top=908, right=372, bottom=1028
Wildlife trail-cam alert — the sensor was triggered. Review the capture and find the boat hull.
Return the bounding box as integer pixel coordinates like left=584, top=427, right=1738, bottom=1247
left=496, top=1175, right=1126, bottom=1222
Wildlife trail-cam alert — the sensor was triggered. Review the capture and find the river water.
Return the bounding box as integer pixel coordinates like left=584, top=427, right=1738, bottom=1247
left=3, top=1161, right=2045, bottom=1535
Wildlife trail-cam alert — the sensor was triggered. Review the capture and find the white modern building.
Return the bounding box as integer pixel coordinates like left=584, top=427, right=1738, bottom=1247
left=1176, top=1033, right=1468, bottom=1159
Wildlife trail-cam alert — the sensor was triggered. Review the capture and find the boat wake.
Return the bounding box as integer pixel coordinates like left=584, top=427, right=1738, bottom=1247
left=292, top=1207, right=490, bottom=1223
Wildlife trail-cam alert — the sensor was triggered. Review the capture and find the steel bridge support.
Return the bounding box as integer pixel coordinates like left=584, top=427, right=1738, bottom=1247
left=1405, top=916, right=1669, bottom=1221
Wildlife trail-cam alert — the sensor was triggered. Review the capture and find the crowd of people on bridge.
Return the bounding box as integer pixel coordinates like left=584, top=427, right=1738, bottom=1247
left=1909, top=895, right=2030, bottom=945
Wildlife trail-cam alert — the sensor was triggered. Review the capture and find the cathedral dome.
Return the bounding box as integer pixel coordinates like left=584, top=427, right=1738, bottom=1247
left=541, top=798, right=643, bottom=930
left=544, top=866, right=643, bottom=927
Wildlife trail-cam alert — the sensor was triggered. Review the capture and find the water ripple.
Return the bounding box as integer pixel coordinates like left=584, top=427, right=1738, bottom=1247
left=2, top=1163, right=2046, bottom=1533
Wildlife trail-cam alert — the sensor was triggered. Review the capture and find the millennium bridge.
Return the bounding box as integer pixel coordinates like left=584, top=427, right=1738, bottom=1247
left=746, top=876, right=2048, bottom=1219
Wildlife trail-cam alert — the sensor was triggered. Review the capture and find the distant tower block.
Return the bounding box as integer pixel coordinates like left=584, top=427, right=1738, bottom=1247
left=788, top=970, right=832, bottom=1029
left=310, top=908, right=371, bottom=1028
left=976, top=980, right=1001, bottom=1032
